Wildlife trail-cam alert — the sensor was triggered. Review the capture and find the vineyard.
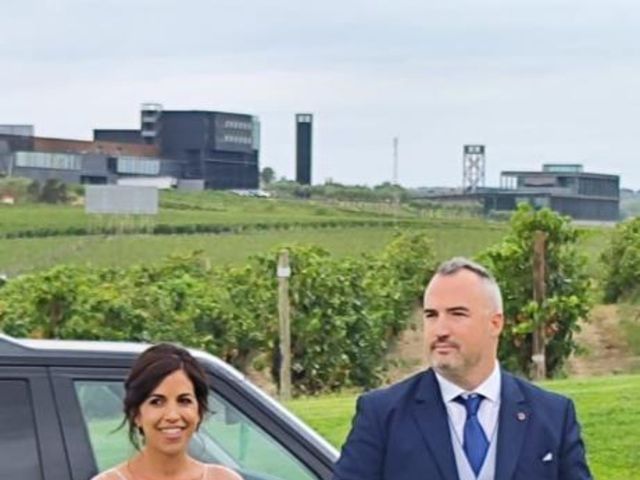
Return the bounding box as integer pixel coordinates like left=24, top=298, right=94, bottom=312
left=0, top=191, right=507, bottom=275
left=1, top=189, right=639, bottom=475
left=1, top=197, right=625, bottom=391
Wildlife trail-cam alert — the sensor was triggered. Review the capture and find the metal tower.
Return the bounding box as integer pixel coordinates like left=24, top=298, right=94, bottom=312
left=462, top=145, right=486, bottom=192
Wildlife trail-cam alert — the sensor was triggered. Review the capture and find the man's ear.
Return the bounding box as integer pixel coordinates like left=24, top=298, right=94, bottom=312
left=490, top=312, right=504, bottom=337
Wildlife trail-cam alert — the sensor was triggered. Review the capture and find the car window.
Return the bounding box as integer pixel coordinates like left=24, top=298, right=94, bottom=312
left=75, top=380, right=318, bottom=480
left=199, top=392, right=317, bottom=480
left=0, top=380, right=43, bottom=480
left=73, top=381, right=134, bottom=471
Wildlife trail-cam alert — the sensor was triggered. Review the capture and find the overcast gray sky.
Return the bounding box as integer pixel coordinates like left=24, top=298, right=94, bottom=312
left=3, top=0, right=640, bottom=187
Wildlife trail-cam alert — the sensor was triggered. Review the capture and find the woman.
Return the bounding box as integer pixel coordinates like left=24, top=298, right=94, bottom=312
left=92, top=343, right=242, bottom=480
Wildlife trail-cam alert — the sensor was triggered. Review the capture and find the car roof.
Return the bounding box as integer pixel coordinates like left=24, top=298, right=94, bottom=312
left=0, top=333, right=244, bottom=380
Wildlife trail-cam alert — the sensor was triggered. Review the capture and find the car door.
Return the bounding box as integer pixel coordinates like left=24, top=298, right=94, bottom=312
left=50, top=366, right=332, bottom=480
left=50, top=366, right=127, bottom=480
left=0, top=366, right=70, bottom=480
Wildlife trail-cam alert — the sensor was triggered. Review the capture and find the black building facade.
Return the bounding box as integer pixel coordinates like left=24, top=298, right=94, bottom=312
left=418, top=164, right=620, bottom=222
left=93, top=129, right=144, bottom=144
left=94, top=108, right=260, bottom=189
left=158, top=111, right=259, bottom=189
left=494, top=164, right=619, bottom=220
left=295, top=114, right=313, bottom=185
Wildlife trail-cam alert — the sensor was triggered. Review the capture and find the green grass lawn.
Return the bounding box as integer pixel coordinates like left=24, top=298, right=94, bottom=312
left=0, top=192, right=614, bottom=278
left=0, top=224, right=507, bottom=275
left=0, top=192, right=418, bottom=236
left=0, top=191, right=509, bottom=276
left=0, top=217, right=610, bottom=278
left=287, top=374, right=640, bottom=480
left=576, top=226, right=612, bottom=282
left=0, top=192, right=500, bottom=237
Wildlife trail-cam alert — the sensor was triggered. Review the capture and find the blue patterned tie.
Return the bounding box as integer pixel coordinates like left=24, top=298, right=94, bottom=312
left=454, top=394, right=489, bottom=476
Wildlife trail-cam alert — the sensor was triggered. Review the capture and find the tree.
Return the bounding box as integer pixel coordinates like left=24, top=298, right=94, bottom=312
left=260, top=167, right=276, bottom=186
left=39, top=179, right=68, bottom=204
left=27, top=180, right=41, bottom=201
left=478, top=204, right=591, bottom=377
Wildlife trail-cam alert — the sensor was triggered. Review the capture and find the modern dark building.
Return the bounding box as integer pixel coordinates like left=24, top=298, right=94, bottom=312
left=492, top=164, right=619, bottom=220
left=157, top=110, right=259, bottom=189
left=418, top=164, right=620, bottom=221
left=0, top=104, right=261, bottom=190
left=295, top=113, right=313, bottom=185
left=95, top=104, right=260, bottom=189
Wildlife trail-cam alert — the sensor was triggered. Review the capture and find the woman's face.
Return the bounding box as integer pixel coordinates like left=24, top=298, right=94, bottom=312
left=135, top=369, right=201, bottom=456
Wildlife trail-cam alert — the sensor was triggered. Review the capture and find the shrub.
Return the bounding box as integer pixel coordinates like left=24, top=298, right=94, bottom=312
left=478, top=204, right=592, bottom=377
left=0, top=234, right=436, bottom=394
left=600, top=217, right=640, bottom=302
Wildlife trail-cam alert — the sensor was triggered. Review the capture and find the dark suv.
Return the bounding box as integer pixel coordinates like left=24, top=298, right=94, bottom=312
left=0, top=334, right=337, bottom=480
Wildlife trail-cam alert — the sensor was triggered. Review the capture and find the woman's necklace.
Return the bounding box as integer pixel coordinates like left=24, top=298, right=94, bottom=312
left=125, top=458, right=206, bottom=480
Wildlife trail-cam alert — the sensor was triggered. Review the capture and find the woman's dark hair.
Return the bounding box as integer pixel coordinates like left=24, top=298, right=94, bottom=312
left=122, top=343, right=210, bottom=449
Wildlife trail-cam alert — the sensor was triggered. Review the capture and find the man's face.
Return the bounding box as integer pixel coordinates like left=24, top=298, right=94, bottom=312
left=423, top=269, right=503, bottom=388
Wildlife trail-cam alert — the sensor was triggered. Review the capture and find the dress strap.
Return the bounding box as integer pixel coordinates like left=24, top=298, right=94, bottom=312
left=110, top=468, right=128, bottom=480
left=91, top=468, right=127, bottom=480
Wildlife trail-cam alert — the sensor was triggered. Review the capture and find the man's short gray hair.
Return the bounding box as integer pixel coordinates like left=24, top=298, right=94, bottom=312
left=434, top=257, right=503, bottom=313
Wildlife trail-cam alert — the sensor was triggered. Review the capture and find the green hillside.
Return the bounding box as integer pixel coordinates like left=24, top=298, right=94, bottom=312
left=0, top=191, right=510, bottom=275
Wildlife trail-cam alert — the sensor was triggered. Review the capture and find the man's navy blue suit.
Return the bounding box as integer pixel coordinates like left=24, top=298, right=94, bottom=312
left=333, top=368, right=591, bottom=480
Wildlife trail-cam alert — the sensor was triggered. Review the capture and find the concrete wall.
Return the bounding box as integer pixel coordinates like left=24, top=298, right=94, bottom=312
left=551, top=196, right=619, bottom=221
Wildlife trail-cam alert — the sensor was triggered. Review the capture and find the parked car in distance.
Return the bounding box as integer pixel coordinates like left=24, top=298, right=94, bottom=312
left=0, top=334, right=337, bottom=480
left=230, top=189, right=272, bottom=198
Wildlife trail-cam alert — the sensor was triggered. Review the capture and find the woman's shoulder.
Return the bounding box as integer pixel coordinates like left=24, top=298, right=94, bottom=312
left=205, top=464, right=243, bottom=480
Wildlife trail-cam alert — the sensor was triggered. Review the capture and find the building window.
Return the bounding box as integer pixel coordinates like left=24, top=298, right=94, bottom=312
left=14, top=151, right=82, bottom=170
left=107, top=157, right=117, bottom=173
left=223, top=120, right=252, bottom=130
left=116, top=156, right=160, bottom=175
left=222, top=134, right=252, bottom=145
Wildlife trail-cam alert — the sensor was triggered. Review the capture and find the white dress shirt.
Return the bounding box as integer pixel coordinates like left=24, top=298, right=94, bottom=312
left=434, top=362, right=502, bottom=479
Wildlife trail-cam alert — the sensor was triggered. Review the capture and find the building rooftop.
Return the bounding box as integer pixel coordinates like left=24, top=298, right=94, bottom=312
left=501, top=169, right=618, bottom=180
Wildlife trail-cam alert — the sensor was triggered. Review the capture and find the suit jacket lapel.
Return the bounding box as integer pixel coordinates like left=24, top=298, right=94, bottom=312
left=410, top=369, right=460, bottom=480
left=495, top=371, right=531, bottom=480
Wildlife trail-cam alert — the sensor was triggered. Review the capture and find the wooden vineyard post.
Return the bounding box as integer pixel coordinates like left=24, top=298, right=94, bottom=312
left=532, top=231, right=547, bottom=380
left=277, top=250, right=292, bottom=400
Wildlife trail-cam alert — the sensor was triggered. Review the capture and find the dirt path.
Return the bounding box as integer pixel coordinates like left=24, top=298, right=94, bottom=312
left=567, top=304, right=639, bottom=376
left=384, top=310, right=427, bottom=383
left=386, top=304, right=639, bottom=381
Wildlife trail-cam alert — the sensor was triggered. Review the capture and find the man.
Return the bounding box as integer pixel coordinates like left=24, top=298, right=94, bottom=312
left=333, top=257, right=592, bottom=480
